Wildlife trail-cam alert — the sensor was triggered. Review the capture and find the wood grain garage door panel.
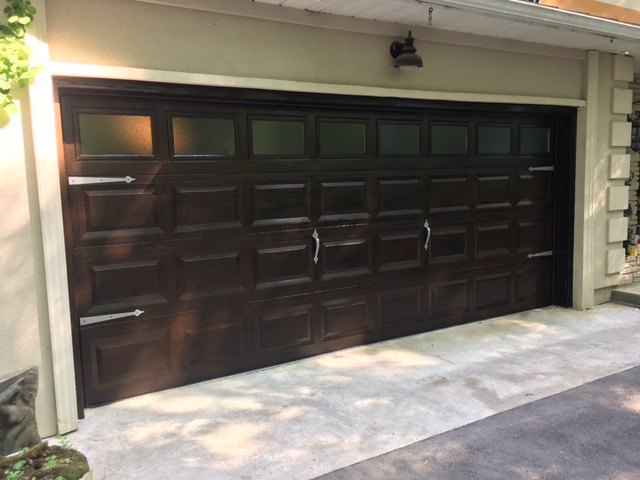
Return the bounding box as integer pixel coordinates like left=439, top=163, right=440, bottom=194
left=81, top=318, right=176, bottom=405
left=180, top=312, right=248, bottom=368
left=476, top=175, right=512, bottom=210
left=378, top=230, right=423, bottom=273
left=72, top=183, right=166, bottom=243
left=173, top=183, right=243, bottom=233
left=254, top=241, right=314, bottom=288
left=176, top=249, right=245, bottom=300
left=321, top=295, right=374, bottom=342
left=517, top=172, right=554, bottom=208
left=319, top=180, right=371, bottom=222
left=251, top=180, right=312, bottom=226
left=256, top=303, right=314, bottom=353
left=427, top=176, right=472, bottom=214
left=475, top=272, right=513, bottom=312
left=474, top=222, right=514, bottom=259
left=378, top=178, right=423, bottom=218
left=320, top=235, right=373, bottom=281
left=379, top=287, right=423, bottom=329
left=78, top=256, right=170, bottom=316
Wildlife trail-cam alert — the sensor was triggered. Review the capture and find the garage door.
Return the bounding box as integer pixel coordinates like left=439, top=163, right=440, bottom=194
left=59, top=82, right=574, bottom=406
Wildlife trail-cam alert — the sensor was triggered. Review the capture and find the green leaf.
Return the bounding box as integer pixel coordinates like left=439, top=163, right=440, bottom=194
left=18, top=16, right=30, bottom=25
left=4, top=102, right=18, bottom=116
left=13, top=459, right=27, bottom=469
left=7, top=15, right=19, bottom=23
left=19, top=68, right=37, bottom=80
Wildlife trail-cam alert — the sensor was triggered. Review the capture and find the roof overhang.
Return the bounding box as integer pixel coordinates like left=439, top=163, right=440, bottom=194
left=136, top=0, right=640, bottom=71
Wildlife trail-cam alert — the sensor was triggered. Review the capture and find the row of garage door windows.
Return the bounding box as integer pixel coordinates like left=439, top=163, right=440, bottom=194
left=77, top=112, right=552, bottom=159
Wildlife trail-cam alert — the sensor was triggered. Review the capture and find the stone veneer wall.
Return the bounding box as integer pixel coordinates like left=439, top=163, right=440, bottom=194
left=620, top=82, right=640, bottom=285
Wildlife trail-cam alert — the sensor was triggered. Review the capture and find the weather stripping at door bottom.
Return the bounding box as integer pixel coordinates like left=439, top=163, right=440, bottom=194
left=527, top=250, right=553, bottom=259
left=68, top=176, right=136, bottom=185
left=80, top=309, right=145, bottom=326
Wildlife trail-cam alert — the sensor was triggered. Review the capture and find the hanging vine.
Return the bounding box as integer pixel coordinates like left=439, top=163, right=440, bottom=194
left=0, top=0, right=38, bottom=115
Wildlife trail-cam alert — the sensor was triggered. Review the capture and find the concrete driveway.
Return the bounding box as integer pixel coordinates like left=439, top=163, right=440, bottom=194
left=318, top=365, right=640, bottom=479
left=63, top=303, right=640, bottom=479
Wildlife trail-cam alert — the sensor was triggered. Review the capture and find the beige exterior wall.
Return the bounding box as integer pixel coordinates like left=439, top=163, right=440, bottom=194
left=0, top=91, right=57, bottom=437
left=45, top=0, right=585, bottom=101
left=2, top=0, right=633, bottom=433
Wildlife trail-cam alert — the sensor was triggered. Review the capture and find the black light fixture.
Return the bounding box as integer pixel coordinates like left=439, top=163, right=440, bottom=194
left=390, top=31, right=423, bottom=69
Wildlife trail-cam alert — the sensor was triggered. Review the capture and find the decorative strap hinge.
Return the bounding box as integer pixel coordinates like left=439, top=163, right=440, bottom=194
left=528, top=166, right=555, bottom=172
left=527, top=250, right=553, bottom=259
left=68, top=176, right=136, bottom=185
left=80, top=309, right=144, bottom=326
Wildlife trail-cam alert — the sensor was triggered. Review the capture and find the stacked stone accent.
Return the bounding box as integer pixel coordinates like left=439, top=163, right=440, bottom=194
left=621, top=82, right=640, bottom=285
left=603, top=57, right=633, bottom=281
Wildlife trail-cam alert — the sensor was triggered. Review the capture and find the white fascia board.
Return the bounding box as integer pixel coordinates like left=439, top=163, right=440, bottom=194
left=419, top=0, right=640, bottom=43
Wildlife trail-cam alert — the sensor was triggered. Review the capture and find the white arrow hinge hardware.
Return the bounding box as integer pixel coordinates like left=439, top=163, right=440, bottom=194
left=80, top=309, right=144, bottom=326
left=527, top=250, right=553, bottom=259
left=68, top=176, right=136, bottom=185
left=528, top=166, right=555, bottom=172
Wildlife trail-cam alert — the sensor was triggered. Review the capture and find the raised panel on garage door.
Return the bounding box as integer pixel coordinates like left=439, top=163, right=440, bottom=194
left=70, top=180, right=167, bottom=244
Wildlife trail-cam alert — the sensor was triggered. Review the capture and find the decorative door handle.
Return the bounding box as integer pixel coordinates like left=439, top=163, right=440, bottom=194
left=423, top=219, right=431, bottom=252
left=313, top=228, right=320, bottom=264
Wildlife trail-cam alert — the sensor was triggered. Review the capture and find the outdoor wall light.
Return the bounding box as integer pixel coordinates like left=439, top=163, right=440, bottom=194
left=390, top=31, right=423, bottom=69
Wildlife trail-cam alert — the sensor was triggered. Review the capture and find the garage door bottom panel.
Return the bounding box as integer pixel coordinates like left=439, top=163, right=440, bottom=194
left=80, top=269, right=551, bottom=405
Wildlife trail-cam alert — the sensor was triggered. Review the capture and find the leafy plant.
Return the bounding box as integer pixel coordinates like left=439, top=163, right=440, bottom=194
left=0, top=0, right=39, bottom=115
left=6, top=459, right=26, bottom=480
left=43, top=454, right=58, bottom=473
left=0, top=441, right=88, bottom=480
left=55, top=435, right=71, bottom=450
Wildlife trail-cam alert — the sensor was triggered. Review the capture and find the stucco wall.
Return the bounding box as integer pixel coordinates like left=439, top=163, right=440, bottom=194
left=44, top=0, right=585, bottom=101
left=0, top=91, right=57, bottom=437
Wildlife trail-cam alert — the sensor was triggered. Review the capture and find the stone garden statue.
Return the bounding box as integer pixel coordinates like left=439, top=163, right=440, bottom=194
left=0, top=367, right=41, bottom=456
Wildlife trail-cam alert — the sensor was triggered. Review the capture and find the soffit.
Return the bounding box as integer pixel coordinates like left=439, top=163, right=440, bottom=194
left=253, top=0, right=640, bottom=70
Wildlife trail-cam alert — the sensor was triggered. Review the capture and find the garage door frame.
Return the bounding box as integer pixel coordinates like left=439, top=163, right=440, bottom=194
left=55, top=77, right=575, bottom=413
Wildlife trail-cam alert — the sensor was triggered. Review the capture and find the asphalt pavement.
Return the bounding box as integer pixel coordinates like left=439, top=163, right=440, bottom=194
left=316, top=365, right=640, bottom=480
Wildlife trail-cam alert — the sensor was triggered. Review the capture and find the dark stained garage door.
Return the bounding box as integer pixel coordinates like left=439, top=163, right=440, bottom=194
left=58, top=81, right=574, bottom=407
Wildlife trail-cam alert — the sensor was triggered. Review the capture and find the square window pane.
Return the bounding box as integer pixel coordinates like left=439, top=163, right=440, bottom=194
left=520, top=126, right=550, bottom=154
left=379, top=123, right=420, bottom=156
left=252, top=119, right=305, bottom=156
left=431, top=125, right=468, bottom=155
left=172, top=117, right=235, bottom=156
left=478, top=126, right=511, bottom=155
left=79, top=114, right=153, bottom=156
left=319, top=122, right=366, bottom=156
